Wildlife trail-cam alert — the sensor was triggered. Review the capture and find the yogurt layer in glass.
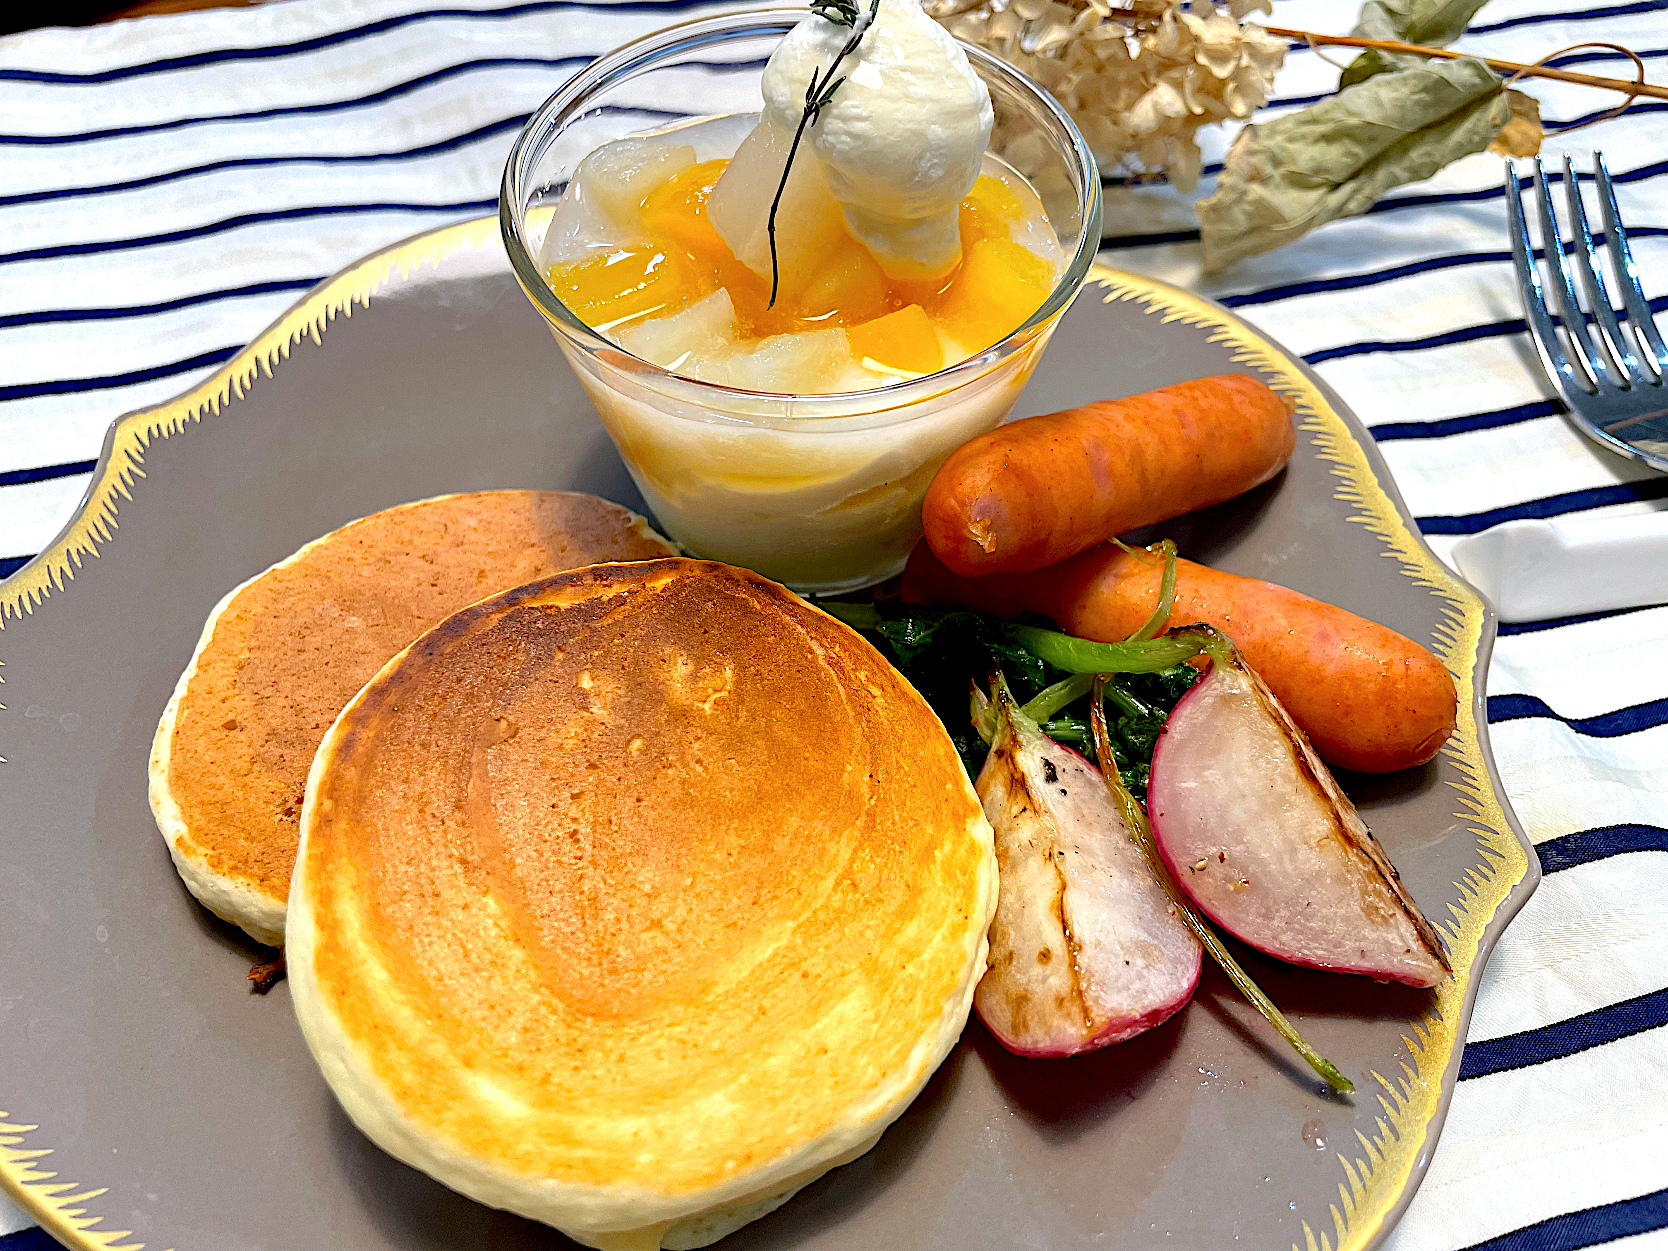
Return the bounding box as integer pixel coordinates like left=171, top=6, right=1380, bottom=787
left=501, top=5, right=1101, bottom=593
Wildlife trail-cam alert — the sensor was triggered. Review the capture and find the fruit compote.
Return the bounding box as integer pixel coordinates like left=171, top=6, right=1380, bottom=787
left=526, top=108, right=1081, bottom=593
left=543, top=129, right=1064, bottom=394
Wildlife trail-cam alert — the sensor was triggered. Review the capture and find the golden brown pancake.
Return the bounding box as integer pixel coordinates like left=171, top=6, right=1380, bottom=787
left=286, top=560, right=996, bottom=1249
left=149, top=491, right=675, bottom=946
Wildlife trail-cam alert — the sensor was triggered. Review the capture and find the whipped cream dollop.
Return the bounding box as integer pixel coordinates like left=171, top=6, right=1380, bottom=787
left=761, top=0, right=994, bottom=281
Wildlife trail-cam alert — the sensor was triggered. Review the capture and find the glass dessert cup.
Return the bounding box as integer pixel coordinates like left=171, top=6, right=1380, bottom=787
left=501, top=8, right=1101, bottom=595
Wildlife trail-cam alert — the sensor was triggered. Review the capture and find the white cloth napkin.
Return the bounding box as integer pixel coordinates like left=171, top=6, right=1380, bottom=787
left=2, top=0, right=1665, bottom=1246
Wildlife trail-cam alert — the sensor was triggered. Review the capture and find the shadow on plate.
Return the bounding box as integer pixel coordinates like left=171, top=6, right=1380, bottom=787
left=968, top=1009, right=1183, bottom=1141
left=178, top=859, right=282, bottom=965
left=320, top=1027, right=975, bottom=1251
left=1212, top=939, right=1437, bottom=1025
left=1123, top=471, right=1286, bottom=566
left=326, top=1093, right=578, bottom=1250
left=1335, top=759, right=1442, bottom=814
left=722, top=1042, right=973, bottom=1248
left=1191, top=948, right=1439, bottom=1111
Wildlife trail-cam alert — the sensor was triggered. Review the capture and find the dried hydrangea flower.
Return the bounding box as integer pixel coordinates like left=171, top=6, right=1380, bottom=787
left=928, top=0, right=1287, bottom=192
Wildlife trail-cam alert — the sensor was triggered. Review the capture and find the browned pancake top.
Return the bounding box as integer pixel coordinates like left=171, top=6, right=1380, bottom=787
left=166, top=491, right=672, bottom=903
left=299, top=560, right=990, bottom=1193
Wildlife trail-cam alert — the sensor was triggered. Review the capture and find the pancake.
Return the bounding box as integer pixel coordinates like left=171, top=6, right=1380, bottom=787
left=286, top=559, right=997, bottom=1249
left=149, top=491, right=675, bottom=947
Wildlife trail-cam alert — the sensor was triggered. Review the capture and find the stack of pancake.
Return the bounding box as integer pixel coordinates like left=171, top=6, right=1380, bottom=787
left=150, top=490, right=676, bottom=946
left=152, top=499, right=997, bottom=1248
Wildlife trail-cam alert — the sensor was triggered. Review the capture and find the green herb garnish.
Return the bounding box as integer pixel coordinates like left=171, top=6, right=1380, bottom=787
left=766, top=0, right=879, bottom=308
left=820, top=599, right=1199, bottom=795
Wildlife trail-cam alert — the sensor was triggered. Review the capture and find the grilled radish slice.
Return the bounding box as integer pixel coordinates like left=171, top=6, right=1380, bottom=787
left=1147, top=647, right=1451, bottom=988
left=975, top=680, right=1201, bottom=1056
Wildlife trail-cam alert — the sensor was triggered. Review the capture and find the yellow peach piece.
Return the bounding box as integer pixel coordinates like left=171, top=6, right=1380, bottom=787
left=958, top=174, right=1024, bottom=246
left=932, top=235, right=1055, bottom=353
left=548, top=245, right=704, bottom=329
left=969, top=174, right=1025, bottom=225
left=639, top=159, right=730, bottom=257
left=795, top=235, right=893, bottom=328
left=847, top=305, right=943, bottom=375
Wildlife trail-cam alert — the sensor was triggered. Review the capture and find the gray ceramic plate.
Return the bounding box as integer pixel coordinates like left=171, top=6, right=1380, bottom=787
left=0, top=217, right=1535, bottom=1251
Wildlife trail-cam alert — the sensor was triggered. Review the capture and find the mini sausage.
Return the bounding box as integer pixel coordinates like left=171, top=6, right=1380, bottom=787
left=903, top=541, right=1457, bottom=774
left=922, top=374, right=1295, bottom=577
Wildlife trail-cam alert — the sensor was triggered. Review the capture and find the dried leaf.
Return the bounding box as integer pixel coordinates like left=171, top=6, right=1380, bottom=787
left=1339, top=0, right=1496, bottom=87
left=1487, top=88, right=1544, bottom=156
left=1196, top=58, right=1511, bottom=271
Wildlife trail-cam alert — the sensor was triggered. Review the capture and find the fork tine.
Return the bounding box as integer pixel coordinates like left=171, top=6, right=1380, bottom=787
left=1532, top=158, right=1608, bottom=392
left=1594, top=151, right=1668, bottom=379
left=1506, top=160, right=1581, bottom=400
left=1561, top=154, right=1643, bottom=385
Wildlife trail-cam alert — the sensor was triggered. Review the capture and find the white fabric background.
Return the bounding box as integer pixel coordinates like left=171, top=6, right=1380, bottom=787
left=1, top=0, right=1665, bottom=1246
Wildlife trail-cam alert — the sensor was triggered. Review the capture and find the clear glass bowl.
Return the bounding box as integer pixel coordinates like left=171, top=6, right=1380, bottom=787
left=501, top=8, right=1101, bottom=594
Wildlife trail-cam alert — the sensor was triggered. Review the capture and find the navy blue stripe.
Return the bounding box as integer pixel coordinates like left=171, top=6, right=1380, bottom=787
left=0, top=94, right=689, bottom=219
left=1546, top=42, right=1668, bottom=68
left=1420, top=478, right=1668, bottom=536
left=1264, top=90, right=1329, bottom=111
left=1308, top=316, right=1526, bottom=366
left=1468, top=0, right=1668, bottom=35
left=1368, top=182, right=1541, bottom=214
left=1102, top=165, right=1222, bottom=189
left=1459, top=985, right=1668, bottom=1079
left=1460, top=1188, right=1668, bottom=1251
left=0, top=56, right=575, bottom=148
left=1100, top=228, right=1201, bottom=249
left=0, top=279, right=319, bottom=331
left=0, top=97, right=705, bottom=212
left=0, top=0, right=717, bottom=84
left=0, top=459, right=96, bottom=487
left=0, top=199, right=495, bottom=267
left=1364, top=156, right=1668, bottom=217
left=0, top=1225, right=58, bottom=1250
left=1223, top=231, right=1668, bottom=310
left=0, top=54, right=758, bottom=151
left=1101, top=156, right=1668, bottom=219
left=1486, top=691, right=1668, bottom=737
left=1307, top=295, right=1668, bottom=368
left=0, top=346, right=237, bottom=402
left=1537, top=824, right=1668, bottom=873
left=1553, top=100, right=1668, bottom=132
left=1498, top=602, right=1668, bottom=634
left=1369, top=400, right=1560, bottom=441
left=0, top=116, right=530, bottom=209
left=1394, top=155, right=1668, bottom=206
left=1226, top=252, right=1517, bottom=308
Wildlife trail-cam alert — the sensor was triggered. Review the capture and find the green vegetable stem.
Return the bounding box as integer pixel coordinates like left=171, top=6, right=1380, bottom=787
left=1089, top=676, right=1355, bottom=1096
left=1121, top=537, right=1180, bottom=643
left=819, top=541, right=1205, bottom=790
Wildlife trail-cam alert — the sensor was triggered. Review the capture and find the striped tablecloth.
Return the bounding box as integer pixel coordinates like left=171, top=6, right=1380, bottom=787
left=1, top=0, right=1664, bottom=1246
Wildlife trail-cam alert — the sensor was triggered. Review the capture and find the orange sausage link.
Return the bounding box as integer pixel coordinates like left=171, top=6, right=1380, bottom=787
left=922, top=373, right=1295, bottom=577
left=902, top=542, right=1457, bottom=774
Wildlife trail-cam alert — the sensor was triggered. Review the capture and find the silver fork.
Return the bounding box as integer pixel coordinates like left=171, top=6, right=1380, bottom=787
left=1506, top=152, right=1668, bottom=471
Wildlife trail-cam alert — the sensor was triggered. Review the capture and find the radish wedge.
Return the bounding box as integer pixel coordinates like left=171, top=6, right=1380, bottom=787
left=974, top=678, right=1202, bottom=1057
left=1148, top=646, right=1451, bottom=988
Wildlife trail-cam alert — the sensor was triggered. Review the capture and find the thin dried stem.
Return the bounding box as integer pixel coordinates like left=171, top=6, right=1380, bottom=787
left=1254, top=26, right=1667, bottom=100
left=1092, top=9, right=1667, bottom=100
